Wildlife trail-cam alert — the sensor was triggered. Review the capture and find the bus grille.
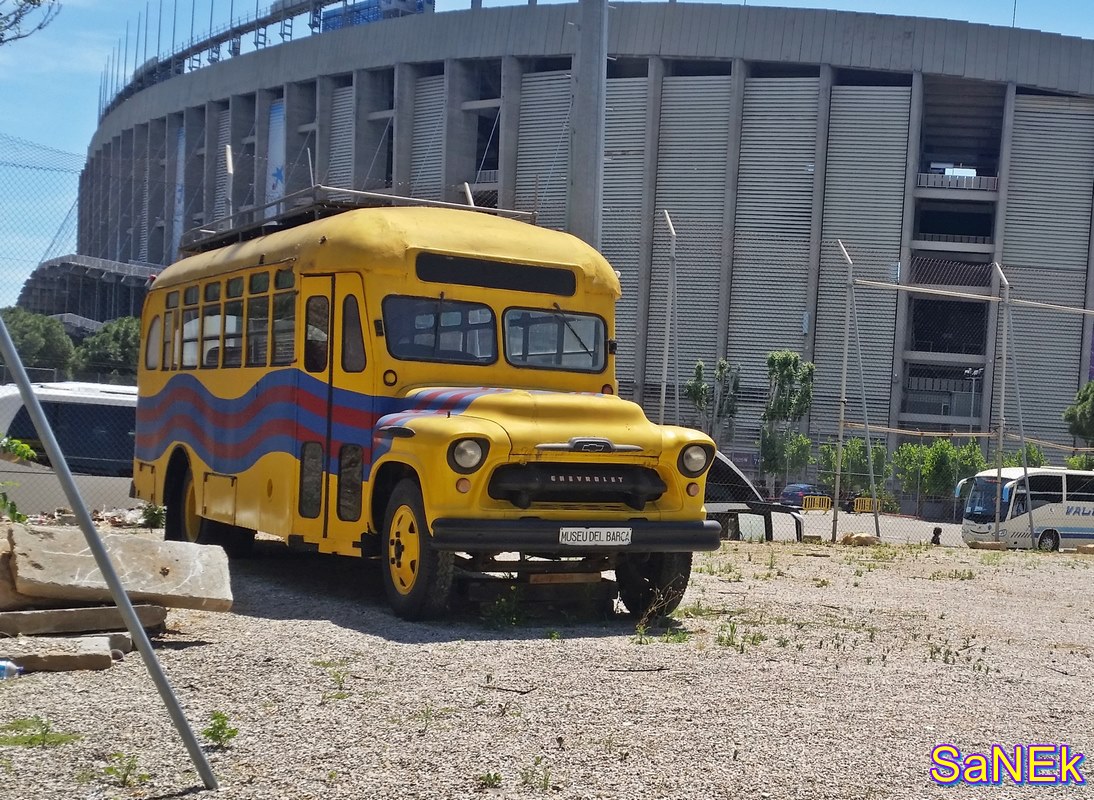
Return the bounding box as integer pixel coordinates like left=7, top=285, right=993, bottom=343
left=488, top=463, right=666, bottom=511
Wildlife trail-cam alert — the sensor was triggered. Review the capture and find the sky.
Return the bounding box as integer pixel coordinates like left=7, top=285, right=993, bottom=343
left=2, top=0, right=1094, bottom=159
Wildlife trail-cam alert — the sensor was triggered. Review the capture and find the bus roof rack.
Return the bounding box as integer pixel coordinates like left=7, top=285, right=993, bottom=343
left=179, top=184, right=537, bottom=256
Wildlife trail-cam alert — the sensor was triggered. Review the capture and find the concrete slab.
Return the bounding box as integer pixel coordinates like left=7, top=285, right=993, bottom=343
left=0, top=635, right=114, bottom=672
left=0, top=603, right=167, bottom=637
left=967, top=541, right=1007, bottom=551
left=10, top=524, right=232, bottom=612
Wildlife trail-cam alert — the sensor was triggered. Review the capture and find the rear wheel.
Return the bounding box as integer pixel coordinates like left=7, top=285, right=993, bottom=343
left=1037, top=530, right=1059, bottom=552
left=381, top=479, right=454, bottom=619
left=616, top=552, right=693, bottom=618
left=165, top=466, right=254, bottom=556
left=165, top=467, right=203, bottom=544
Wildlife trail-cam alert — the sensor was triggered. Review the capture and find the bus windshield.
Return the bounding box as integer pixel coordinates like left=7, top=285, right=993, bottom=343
left=504, top=307, right=606, bottom=372
left=964, top=476, right=1003, bottom=524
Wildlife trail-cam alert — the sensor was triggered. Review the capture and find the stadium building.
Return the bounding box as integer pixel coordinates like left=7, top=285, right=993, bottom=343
left=73, top=1, right=1094, bottom=460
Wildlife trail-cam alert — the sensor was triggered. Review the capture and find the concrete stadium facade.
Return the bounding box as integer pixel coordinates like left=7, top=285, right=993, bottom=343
left=77, top=2, right=1094, bottom=462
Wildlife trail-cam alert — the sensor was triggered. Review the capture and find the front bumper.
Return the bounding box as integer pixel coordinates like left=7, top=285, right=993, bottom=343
left=430, top=518, right=723, bottom=553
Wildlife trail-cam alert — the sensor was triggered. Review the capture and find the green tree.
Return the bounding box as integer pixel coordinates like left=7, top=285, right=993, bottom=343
left=1066, top=454, right=1094, bottom=470
left=0, top=307, right=74, bottom=376
left=759, top=350, right=815, bottom=488
left=817, top=437, right=890, bottom=494
left=74, top=317, right=141, bottom=377
left=1064, top=381, right=1094, bottom=445
left=892, top=442, right=926, bottom=495
left=1001, top=442, right=1047, bottom=468
left=760, top=429, right=812, bottom=481
left=0, top=1, right=60, bottom=46
left=683, top=358, right=740, bottom=439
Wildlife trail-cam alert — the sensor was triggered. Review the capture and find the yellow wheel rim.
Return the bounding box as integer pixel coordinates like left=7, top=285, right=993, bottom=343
left=183, top=478, right=201, bottom=544
left=388, top=504, right=421, bottom=596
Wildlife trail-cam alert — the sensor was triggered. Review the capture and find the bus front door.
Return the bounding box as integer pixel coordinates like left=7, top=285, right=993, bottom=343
left=297, top=273, right=373, bottom=555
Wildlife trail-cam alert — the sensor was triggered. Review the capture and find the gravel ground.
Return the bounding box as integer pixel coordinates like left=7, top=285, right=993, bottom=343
left=1, top=537, right=1092, bottom=800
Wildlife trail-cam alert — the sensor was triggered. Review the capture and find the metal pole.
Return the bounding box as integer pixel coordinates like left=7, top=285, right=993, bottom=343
left=849, top=277, right=882, bottom=540
left=831, top=239, right=853, bottom=543
left=1007, top=306, right=1037, bottom=547
left=0, top=320, right=218, bottom=790
left=993, top=262, right=1010, bottom=540
left=658, top=209, right=676, bottom=425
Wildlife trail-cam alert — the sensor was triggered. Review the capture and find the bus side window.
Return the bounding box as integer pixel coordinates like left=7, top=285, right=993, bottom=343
left=1067, top=475, right=1094, bottom=502
left=145, top=315, right=162, bottom=370
left=246, top=295, right=270, bottom=367
left=223, top=300, right=244, bottom=367
left=1028, top=475, right=1063, bottom=510
left=200, top=303, right=221, bottom=368
left=342, top=295, right=366, bottom=373
left=271, top=291, right=296, bottom=366
left=304, top=296, right=329, bottom=373
left=161, top=311, right=176, bottom=370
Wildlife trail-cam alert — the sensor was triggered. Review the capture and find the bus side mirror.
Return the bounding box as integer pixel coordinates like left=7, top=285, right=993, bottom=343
left=953, top=478, right=968, bottom=498
left=1002, top=484, right=1012, bottom=502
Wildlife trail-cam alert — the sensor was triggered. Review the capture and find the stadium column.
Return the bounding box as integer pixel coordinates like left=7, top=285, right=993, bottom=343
left=888, top=70, right=924, bottom=452
left=284, top=81, right=318, bottom=195
left=228, top=95, right=253, bottom=220
left=568, top=0, right=607, bottom=247
left=119, top=128, right=135, bottom=264
left=444, top=59, right=478, bottom=205
left=352, top=69, right=393, bottom=191
left=713, top=58, right=748, bottom=369
left=182, top=106, right=206, bottom=240
left=317, top=77, right=335, bottom=185
left=392, top=63, right=417, bottom=197
left=497, top=56, right=524, bottom=210
left=802, top=63, right=832, bottom=365
left=1084, top=136, right=1094, bottom=387
left=631, top=55, right=665, bottom=404
left=984, top=81, right=1016, bottom=437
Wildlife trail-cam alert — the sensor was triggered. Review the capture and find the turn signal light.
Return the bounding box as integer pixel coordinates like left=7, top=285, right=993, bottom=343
left=601, top=384, right=614, bottom=395
left=686, top=482, right=700, bottom=497
left=456, top=478, right=471, bottom=494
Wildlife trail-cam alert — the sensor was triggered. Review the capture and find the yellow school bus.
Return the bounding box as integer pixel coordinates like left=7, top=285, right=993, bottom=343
left=134, top=198, right=720, bottom=619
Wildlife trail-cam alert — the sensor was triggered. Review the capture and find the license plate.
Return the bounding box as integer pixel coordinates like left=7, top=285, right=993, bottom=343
left=559, top=526, right=632, bottom=546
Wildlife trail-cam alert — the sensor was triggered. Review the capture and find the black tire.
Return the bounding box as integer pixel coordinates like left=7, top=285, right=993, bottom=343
left=165, top=466, right=254, bottom=556
left=164, top=467, right=204, bottom=544
left=380, top=479, right=454, bottom=620
left=1037, top=530, right=1059, bottom=552
left=616, top=552, right=693, bottom=618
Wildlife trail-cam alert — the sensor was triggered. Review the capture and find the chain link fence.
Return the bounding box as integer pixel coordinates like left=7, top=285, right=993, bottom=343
left=0, top=132, right=140, bottom=516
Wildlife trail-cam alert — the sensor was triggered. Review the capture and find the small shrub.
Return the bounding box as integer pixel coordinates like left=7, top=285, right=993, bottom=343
left=102, top=753, right=149, bottom=787
left=140, top=502, right=166, bottom=530
left=476, top=771, right=503, bottom=789
left=201, top=710, right=238, bottom=748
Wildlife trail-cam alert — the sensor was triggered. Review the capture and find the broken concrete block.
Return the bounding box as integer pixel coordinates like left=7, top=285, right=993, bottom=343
left=801, top=534, right=823, bottom=544
left=1076, top=544, right=1094, bottom=555
left=0, top=603, right=167, bottom=637
left=10, top=524, right=232, bottom=612
left=86, top=631, right=133, bottom=654
left=841, top=534, right=881, bottom=547
left=0, top=528, right=32, bottom=611
left=0, top=635, right=114, bottom=672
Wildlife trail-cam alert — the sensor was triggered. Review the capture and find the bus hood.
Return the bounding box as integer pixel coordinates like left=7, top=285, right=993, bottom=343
left=399, top=386, right=671, bottom=457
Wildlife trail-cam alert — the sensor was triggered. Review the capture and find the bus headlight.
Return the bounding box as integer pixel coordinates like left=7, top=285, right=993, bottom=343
left=678, top=444, right=713, bottom=477
left=448, top=438, right=489, bottom=474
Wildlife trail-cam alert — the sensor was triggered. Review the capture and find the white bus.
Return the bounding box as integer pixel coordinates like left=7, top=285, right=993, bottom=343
left=958, top=466, right=1094, bottom=551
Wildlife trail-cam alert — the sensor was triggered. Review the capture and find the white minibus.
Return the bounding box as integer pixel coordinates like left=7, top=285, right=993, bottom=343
left=957, top=466, right=1094, bottom=551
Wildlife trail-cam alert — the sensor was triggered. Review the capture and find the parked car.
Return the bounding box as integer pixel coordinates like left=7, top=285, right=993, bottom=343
left=779, top=483, right=829, bottom=508
left=706, top=452, right=803, bottom=541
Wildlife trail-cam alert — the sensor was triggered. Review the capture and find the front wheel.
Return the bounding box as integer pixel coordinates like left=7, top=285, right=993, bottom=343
left=616, top=552, right=693, bottom=618
left=1037, top=530, right=1059, bottom=552
left=381, top=479, right=454, bottom=620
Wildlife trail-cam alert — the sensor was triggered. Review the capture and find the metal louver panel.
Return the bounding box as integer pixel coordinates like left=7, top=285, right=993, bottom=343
left=266, top=99, right=286, bottom=218
left=992, top=267, right=1084, bottom=445
left=1004, top=96, right=1094, bottom=271
left=327, top=85, right=354, bottom=189
left=213, top=109, right=230, bottom=219
left=601, top=78, right=647, bottom=385
left=138, top=148, right=150, bottom=262
left=727, top=78, right=818, bottom=436
left=645, top=76, right=731, bottom=424
left=410, top=75, right=444, bottom=200
left=812, top=86, right=910, bottom=440
left=515, top=71, right=571, bottom=231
